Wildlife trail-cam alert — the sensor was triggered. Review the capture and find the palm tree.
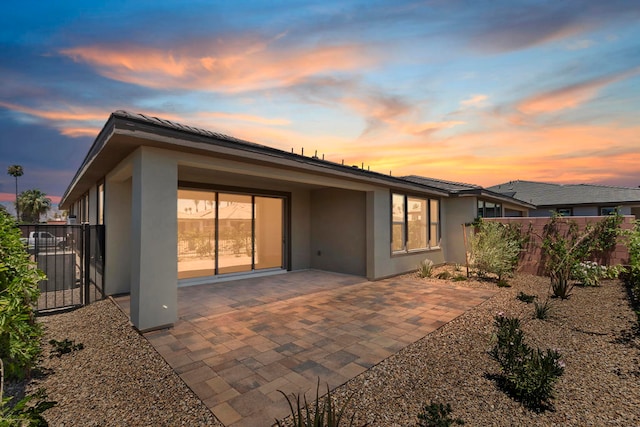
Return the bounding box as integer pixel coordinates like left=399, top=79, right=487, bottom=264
left=17, top=189, right=51, bottom=223
left=7, top=164, right=23, bottom=220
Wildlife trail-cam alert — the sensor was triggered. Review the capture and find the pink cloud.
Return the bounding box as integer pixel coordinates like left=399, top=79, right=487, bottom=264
left=60, top=38, right=373, bottom=93
left=517, top=68, right=640, bottom=115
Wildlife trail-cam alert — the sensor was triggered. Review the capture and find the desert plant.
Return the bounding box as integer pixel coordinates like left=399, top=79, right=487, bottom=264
left=516, top=292, right=536, bottom=304
left=0, top=210, right=44, bottom=379
left=417, top=259, right=434, bottom=278
left=275, top=379, right=356, bottom=427
left=436, top=271, right=451, bottom=280
left=49, top=339, right=84, bottom=358
left=469, top=220, right=522, bottom=283
left=416, top=402, right=464, bottom=426
left=541, top=215, right=593, bottom=299
left=490, top=314, right=564, bottom=408
left=571, top=261, right=624, bottom=287
left=533, top=299, right=552, bottom=320
left=452, top=274, right=467, bottom=282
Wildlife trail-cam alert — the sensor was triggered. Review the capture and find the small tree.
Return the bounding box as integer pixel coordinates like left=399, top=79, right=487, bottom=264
left=470, top=220, right=522, bottom=283
left=541, top=215, right=593, bottom=299
left=17, top=189, right=51, bottom=224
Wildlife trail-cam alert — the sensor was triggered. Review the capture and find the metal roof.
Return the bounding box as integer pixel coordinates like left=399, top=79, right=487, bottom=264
left=61, top=111, right=452, bottom=207
left=488, top=180, right=640, bottom=206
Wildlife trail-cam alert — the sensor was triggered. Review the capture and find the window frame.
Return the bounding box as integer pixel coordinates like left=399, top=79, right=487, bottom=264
left=391, top=192, right=440, bottom=254
left=477, top=199, right=503, bottom=218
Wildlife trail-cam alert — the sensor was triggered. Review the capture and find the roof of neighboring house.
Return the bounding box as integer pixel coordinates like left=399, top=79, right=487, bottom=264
left=404, top=175, right=535, bottom=208
left=61, top=111, right=453, bottom=207
left=402, top=175, right=481, bottom=192
left=487, top=180, right=640, bottom=207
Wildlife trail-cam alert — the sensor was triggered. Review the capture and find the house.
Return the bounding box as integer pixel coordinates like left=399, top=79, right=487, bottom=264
left=488, top=180, right=640, bottom=218
left=60, top=111, right=531, bottom=330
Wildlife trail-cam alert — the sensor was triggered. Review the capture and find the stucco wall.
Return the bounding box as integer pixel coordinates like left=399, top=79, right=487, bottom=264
left=485, top=216, right=634, bottom=275
left=441, top=197, right=476, bottom=265
left=290, top=189, right=311, bottom=270
left=310, top=188, right=366, bottom=276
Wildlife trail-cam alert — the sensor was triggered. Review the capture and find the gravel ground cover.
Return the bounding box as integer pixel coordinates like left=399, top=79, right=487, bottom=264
left=10, top=270, right=640, bottom=426
left=333, top=270, right=640, bottom=426
left=19, top=299, right=222, bottom=426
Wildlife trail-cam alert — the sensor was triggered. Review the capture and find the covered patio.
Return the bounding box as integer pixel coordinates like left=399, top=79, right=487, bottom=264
left=115, top=270, right=496, bottom=426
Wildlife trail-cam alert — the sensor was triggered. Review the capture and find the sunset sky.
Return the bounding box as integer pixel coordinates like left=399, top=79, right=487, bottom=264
left=1, top=0, right=639, bottom=206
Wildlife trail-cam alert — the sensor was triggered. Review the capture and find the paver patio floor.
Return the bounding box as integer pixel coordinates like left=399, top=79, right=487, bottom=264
left=115, top=270, right=496, bottom=427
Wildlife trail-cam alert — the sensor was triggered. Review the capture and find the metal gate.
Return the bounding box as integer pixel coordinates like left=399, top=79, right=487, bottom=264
left=18, top=224, right=105, bottom=313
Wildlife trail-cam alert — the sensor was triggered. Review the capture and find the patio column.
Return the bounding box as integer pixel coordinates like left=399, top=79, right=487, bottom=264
left=130, top=147, right=178, bottom=331
left=366, top=189, right=390, bottom=280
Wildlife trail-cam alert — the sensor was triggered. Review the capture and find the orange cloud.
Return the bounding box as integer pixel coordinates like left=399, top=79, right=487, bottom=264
left=61, top=39, right=372, bottom=93
left=518, top=68, right=640, bottom=115
left=0, top=101, right=107, bottom=122
left=460, top=94, right=488, bottom=108
left=196, top=111, right=290, bottom=126
left=60, top=127, right=101, bottom=137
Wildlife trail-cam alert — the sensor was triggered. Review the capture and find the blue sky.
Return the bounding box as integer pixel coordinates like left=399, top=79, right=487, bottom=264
left=1, top=0, right=639, bottom=205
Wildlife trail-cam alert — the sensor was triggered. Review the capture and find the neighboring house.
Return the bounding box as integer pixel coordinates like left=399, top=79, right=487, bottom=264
left=488, top=180, right=640, bottom=218
left=60, top=111, right=531, bottom=330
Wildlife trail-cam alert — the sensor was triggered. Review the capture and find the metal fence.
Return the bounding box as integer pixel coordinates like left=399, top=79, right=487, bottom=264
left=18, top=224, right=105, bottom=313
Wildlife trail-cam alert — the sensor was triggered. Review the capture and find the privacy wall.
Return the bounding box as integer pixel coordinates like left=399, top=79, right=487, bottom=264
left=485, top=216, right=635, bottom=276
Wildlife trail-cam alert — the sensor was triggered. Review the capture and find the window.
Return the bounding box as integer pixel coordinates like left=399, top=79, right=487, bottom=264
left=97, top=182, right=104, bottom=225
left=600, top=206, right=618, bottom=216
left=392, top=193, right=440, bottom=253
left=177, top=188, right=285, bottom=280
left=556, top=208, right=572, bottom=216
left=477, top=200, right=502, bottom=218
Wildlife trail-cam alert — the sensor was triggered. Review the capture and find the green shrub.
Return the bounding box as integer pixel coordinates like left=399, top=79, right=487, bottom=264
left=490, top=314, right=564, bottom=408
left=542, top=213, right=625, bottom=299
left=533, top=299, right=552, bottom=320
left=49, top=339, right=84, bottom=358
left=623, top=221, right=640, bottom=328
left=436, top=271, right=451, bottom=280
left=0, top=211, right=44, bottom=379
left=416, top=402, right=464, bottom=426
left=470, top=220, right=522, bottom=283
left=275, top=379, right=356, bottom=427
left=417, top=259, right=434, bottom=278
left=1, top=389, right=55, bottom=427
left=516, top=292, right=536, bottom=304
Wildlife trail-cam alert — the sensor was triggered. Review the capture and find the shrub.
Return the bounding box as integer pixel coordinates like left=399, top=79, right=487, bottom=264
left=276, top=379, right=356, bottom=427
left=533, top=299, right=552, bottom=320
left=416, top=402, right=464, bottom=426
left=542, top=213, right=625, bottom=298
left=623, top=221, right=640, bottom=329
left=436, top=271, right=452, bottom=280
left=470, top=220, right=522, bottom=283
left=571, top=261, right=602, bottom=287
left=490, top=314, right=564, bottom=408
left=418, top=259, right=434, bottom=278
left=516, top=292, right=536, bottom=304
left=541, top=215, right=592, bottom=299
left=0, top=210, right=44, bottom=379
left=49, top=339, right=84, bottom=358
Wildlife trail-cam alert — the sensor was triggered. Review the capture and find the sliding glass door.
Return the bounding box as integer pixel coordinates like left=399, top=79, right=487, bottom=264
left=177, top=189, right=284, bottom=280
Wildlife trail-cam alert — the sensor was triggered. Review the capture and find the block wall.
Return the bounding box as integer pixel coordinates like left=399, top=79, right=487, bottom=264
left=484, top=216, right=635, bottom=276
